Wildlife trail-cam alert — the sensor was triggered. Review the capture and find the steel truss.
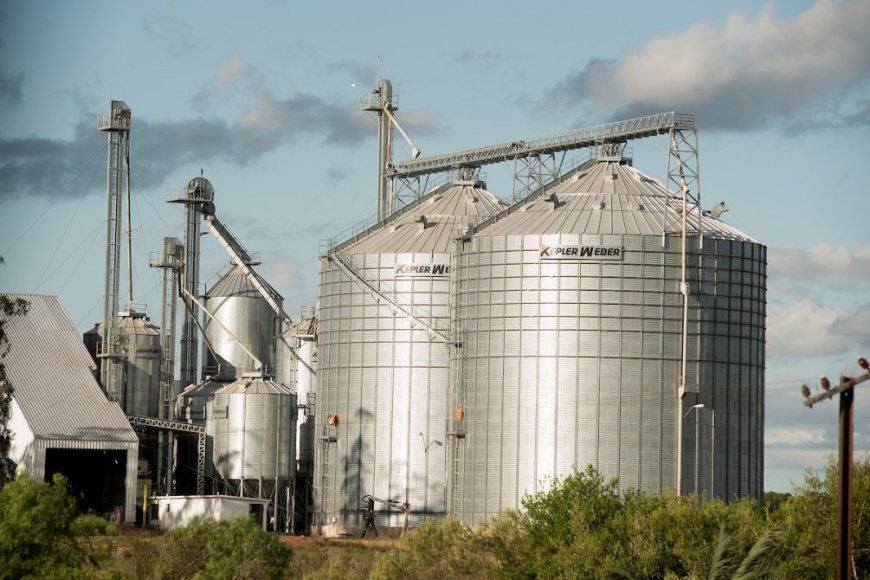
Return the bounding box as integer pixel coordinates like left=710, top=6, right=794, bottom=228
left=126, top=415, right=206, bottom=495
left=386, top=112, right=694, bottom=205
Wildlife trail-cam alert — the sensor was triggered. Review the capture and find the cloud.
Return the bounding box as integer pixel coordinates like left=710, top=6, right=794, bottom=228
left=768, top=244, right=870, bottom=281
left=327, top=166, right=350, bottom=182
left=140, top=9, right=197, bottom=57
left=764, top=448, right=835, bottom=472
left=548, top=1, right=870, bottom=130
left=325, top=60, right=378, bottom=87
left=765, top=426, right=826, bottom=446
left=0, top=55, right=443, bottom=201
left=0, top=69, right=23, bottom=107
left=453, top=49, right=502, bottom=66
left=192, top=54, right=261, bottom=105
left=767, top=298, right=870, bottom=358
left=830, top=304, right=870, bottom=349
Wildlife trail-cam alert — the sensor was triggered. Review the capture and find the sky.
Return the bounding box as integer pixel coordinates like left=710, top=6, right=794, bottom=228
left=1, top=0, right=869, bottom=493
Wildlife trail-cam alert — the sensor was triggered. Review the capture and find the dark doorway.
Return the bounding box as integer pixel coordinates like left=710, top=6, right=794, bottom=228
left=44, top=449, right=127, bottom=517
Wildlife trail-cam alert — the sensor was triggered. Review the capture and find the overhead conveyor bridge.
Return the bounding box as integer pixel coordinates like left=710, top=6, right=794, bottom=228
left=390, top=112, right=694, bottom=178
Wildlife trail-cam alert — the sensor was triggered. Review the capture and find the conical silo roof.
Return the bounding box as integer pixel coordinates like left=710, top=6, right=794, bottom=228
left=345, top=182, right=507, bottom=254
left=116, top=311, right=160, bottom=336
left=215, top=373, right=294, bottom=395
left=476, top=160, right=755, bottom=242
left=205, top=264, right=283, bottom=301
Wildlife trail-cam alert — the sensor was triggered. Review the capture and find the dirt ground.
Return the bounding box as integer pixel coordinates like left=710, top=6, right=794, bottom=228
left=280, top=534, right=401, bottom=550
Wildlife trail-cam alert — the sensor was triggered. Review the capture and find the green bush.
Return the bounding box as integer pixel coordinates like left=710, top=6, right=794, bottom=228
left=151, top=516, right=292, bottom=580
left=71, top=513, right=120, bottom=537
left=369, top=517, right=497, bottom=580
left=0, top=473, right=94, bottom=579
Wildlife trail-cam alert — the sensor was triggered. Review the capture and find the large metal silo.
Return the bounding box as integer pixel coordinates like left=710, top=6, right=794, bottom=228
left=315, top=179, right=506, bottom=535
left=206, top=373, right=297, bottom=530
left=203, top=265, right=281, bottom=379
left=451, top=156, right=766, bottom=524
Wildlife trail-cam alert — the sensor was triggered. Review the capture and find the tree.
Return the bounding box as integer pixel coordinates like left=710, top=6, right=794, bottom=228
left=518, top=465, right=624, bottom=577
left=773, top=457, right=870, bottom=578
left=0, top=473, right=91, bottom=579
left=151, top=516, right=292, bottom=579
left=0, top=281, right=30, bottom=487
left=511, top=466, right=777, bottom=578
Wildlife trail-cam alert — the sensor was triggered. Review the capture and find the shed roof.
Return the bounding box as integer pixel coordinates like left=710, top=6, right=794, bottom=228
left=2, top=294, right=137, bottom=443
left=475, top=161, right=757, bottom=242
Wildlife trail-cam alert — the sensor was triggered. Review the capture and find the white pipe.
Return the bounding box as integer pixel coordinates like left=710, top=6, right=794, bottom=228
left=673, top=131, right=691, bottom=496
left=383, top=107, right=421, bottom=159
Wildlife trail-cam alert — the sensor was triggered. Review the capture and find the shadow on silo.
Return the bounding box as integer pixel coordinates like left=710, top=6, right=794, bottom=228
left=340, top=407, right=373, bottom=525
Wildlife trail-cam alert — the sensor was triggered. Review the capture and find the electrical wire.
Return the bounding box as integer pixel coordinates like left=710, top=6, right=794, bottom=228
left=31, top=150, right=103, bottom=292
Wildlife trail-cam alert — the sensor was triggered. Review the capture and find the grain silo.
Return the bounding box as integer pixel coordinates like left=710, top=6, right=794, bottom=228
left=450, top=150, right=765, bottom=524
left=206, top=373, right=297, bottom=530
left=116, top=311, right=162, bottom=417
left=203, top=264, right=282, bottom=379
left=315, top=178, right=506, bottom=535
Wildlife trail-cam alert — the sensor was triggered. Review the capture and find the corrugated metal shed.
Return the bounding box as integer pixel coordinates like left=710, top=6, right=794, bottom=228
left=3, top=293, right=139, bottom=523
left=3, top=294, right=138, bottom=442
left=478, top=161, right=755, bottom=241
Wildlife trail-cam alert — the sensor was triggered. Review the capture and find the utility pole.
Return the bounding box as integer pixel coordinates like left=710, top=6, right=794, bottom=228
left=801, top=356, right=869, bottom=580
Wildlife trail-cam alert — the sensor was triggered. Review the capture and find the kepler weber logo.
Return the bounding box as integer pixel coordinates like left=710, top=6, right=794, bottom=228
left=394, top=263, right=452, bottom=277
left=539, top=245, right=623, bottom=261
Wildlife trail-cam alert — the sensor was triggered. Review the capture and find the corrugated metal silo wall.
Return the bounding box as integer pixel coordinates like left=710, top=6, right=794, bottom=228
left=452, top=233, right=765, bottom=525
left=205, top=294, right=277, bottom=378
left=315, top=252, right=451, bottom=531
left=120, top=322, right=162, bottom=418
left=209, top=390, right=297, bottom=481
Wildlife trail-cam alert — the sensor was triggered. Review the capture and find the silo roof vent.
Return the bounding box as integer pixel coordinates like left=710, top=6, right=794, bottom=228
left=544, top=193, right=561, bottom=210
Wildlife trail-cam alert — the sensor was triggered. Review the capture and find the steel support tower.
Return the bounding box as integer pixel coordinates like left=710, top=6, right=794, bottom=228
left=170, top=178, right=214, bottom=390
left=97, top=100, right=132, bottom=403
left=362, top=80, right=397, bottom=222
left=149, top=237, right=185, bottom=494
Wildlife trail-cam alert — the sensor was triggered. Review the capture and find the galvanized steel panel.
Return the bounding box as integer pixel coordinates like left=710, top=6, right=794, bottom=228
left=454, top=167, right=766, bottom=524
